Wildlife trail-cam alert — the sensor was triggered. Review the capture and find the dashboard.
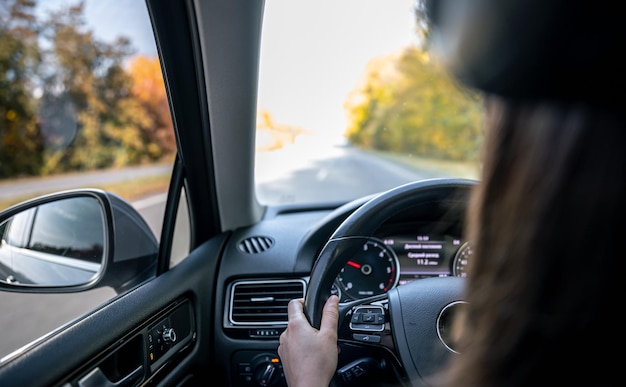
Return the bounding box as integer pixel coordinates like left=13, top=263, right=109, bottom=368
left=215, top=180, right=474, bottom=385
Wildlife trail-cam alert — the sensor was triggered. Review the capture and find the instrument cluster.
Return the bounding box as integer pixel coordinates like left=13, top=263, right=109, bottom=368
left=332, top=223, right=471, bottom=303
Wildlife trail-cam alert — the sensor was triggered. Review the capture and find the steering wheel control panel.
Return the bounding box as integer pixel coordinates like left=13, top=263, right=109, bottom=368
left=349, top=305, right=385, bottom=343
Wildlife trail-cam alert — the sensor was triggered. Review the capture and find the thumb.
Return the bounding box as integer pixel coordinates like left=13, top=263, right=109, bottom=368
left=319, top=295, right=339, bottom=333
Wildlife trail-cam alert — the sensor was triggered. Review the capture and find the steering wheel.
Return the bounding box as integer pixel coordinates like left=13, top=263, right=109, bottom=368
left=304, top=178, right=475, bottom=386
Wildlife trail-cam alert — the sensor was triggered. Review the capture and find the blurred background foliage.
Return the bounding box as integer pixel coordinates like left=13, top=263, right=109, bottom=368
left=344, top=46, right=484, bottom=162
left=2, top=0, right=483, bottom=182
left=0, top=0, right=175, bottom=179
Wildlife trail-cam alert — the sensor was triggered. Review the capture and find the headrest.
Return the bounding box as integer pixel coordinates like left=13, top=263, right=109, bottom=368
left=425, top=0, right=624, bottom=109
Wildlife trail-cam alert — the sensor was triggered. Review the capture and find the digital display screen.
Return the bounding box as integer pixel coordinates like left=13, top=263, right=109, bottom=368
left=382, top=234, right=463, bottom=284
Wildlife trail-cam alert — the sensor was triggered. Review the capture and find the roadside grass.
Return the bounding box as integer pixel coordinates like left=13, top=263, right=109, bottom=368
left=371, top=150, right=481, bottom=180
left=0, top=173, right=171, bottom=211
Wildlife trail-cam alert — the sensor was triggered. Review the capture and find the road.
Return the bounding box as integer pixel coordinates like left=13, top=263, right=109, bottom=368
left=0, top=164, right=173, bottom=202
left=0, top=146, right=446, bottom=361
left=255, top=142, right=440, bottom=205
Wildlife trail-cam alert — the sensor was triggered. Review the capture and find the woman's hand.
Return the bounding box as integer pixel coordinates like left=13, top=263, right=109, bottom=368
left=278, top=295, right=340, bottom=387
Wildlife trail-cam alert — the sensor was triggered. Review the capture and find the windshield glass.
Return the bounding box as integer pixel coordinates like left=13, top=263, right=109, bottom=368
left=256, top=0, right=483, bottom=206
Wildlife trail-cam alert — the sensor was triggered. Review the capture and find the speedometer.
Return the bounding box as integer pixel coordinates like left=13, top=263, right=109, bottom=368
left=336, top=239, right=399, bottom=300
left=452, top=241, right=472, bottom=277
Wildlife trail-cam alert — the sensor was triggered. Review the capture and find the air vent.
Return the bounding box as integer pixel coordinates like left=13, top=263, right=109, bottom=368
left=238, top=236, right=274, bottom=254
left=229, top=279, right=306, bottom=325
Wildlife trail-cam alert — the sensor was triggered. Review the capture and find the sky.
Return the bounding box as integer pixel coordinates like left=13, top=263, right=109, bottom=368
left=82, top=0, right=157, bottom=57
left=36, top=0, right=157, bottom=58
left=36, top=0, right=417, bottom=138
left=258, top=0, right=417, bottom=137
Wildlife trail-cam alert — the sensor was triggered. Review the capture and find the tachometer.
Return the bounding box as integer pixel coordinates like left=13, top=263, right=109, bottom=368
left=336, top=239, right=399, bottom=300
left=452, top=241, right=472, bottom=277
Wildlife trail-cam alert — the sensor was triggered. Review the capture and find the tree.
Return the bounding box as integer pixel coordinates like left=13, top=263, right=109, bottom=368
left=0, top=0, right=44, bottom=178
left=38, top=1, right=133, bottom=172
left=344, top=46, right=484, bottom=161
left=1, top=0, right=176, bottom=178
left=128, top=55, right=176, bottom=159
left=38, top=1, right=172, bottom=173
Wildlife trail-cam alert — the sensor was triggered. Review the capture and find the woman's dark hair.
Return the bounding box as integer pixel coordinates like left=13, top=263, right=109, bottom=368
left=442, top=98, right=624, bottom=386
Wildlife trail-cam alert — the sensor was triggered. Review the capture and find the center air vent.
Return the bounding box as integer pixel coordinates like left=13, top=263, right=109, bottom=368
left=229, top=279, right=306, bottom=325
left=238, top=236, right=274, bottom=254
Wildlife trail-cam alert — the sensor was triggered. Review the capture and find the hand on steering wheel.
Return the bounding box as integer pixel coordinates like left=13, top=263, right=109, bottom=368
left=304, top=178, right=474, bottom=386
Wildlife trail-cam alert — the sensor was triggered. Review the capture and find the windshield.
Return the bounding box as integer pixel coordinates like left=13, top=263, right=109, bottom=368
left=255, top=0, right=483, bottom=206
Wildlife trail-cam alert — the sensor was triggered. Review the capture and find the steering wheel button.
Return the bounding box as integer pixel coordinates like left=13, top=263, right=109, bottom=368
left=350, top=323, right=385, bottom=332
left=353, top=333, right=381, bottom=343
left=351, top=313, right=361, bottom=323
left=362, top=314, right=375, bottom=322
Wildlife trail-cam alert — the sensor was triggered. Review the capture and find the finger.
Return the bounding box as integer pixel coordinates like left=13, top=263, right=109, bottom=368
left=287, top=298, right=305, bottom=321
left=319, top=295, right=339, bottom=333
left=279, top=330, right=285, bottom=345
left=277, top=341, right=285, bottom=360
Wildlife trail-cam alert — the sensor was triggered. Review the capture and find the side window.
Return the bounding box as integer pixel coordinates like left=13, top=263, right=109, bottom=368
left=0, top=1, right=177, bottom=360
left=170, top=187, right=191, bottom=268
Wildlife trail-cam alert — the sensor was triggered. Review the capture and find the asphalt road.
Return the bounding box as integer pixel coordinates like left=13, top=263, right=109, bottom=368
left=0, top=147, right=445, bottom=362
left=255, top=143, right=439, bottom=205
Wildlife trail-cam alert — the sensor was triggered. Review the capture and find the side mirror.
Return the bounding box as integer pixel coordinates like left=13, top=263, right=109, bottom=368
left=0, top=189, right=158, bottom=293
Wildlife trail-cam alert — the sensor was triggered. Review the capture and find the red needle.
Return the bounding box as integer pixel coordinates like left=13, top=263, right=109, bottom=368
left=347, top=260, right=361, bottom=269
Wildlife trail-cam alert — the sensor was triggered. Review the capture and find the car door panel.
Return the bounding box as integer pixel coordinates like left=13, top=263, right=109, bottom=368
left=0, top=233, right=227, bottom=386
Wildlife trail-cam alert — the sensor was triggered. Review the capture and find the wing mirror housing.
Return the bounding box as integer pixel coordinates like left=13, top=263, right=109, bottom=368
left=0, top=189, right=158, bottom=294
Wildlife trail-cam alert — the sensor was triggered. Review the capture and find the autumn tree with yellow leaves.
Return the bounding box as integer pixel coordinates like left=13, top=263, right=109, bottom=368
left=0, top=0, right=44, bottom=178
left=0, top=0, right=175, bottom=178
left=344, top=46, right=484, bottom=162
left=128, top=55, right=176, bottom=159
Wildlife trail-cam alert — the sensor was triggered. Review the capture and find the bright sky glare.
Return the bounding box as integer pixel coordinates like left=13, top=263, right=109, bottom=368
left=258, top=0, right=417, bottom=137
